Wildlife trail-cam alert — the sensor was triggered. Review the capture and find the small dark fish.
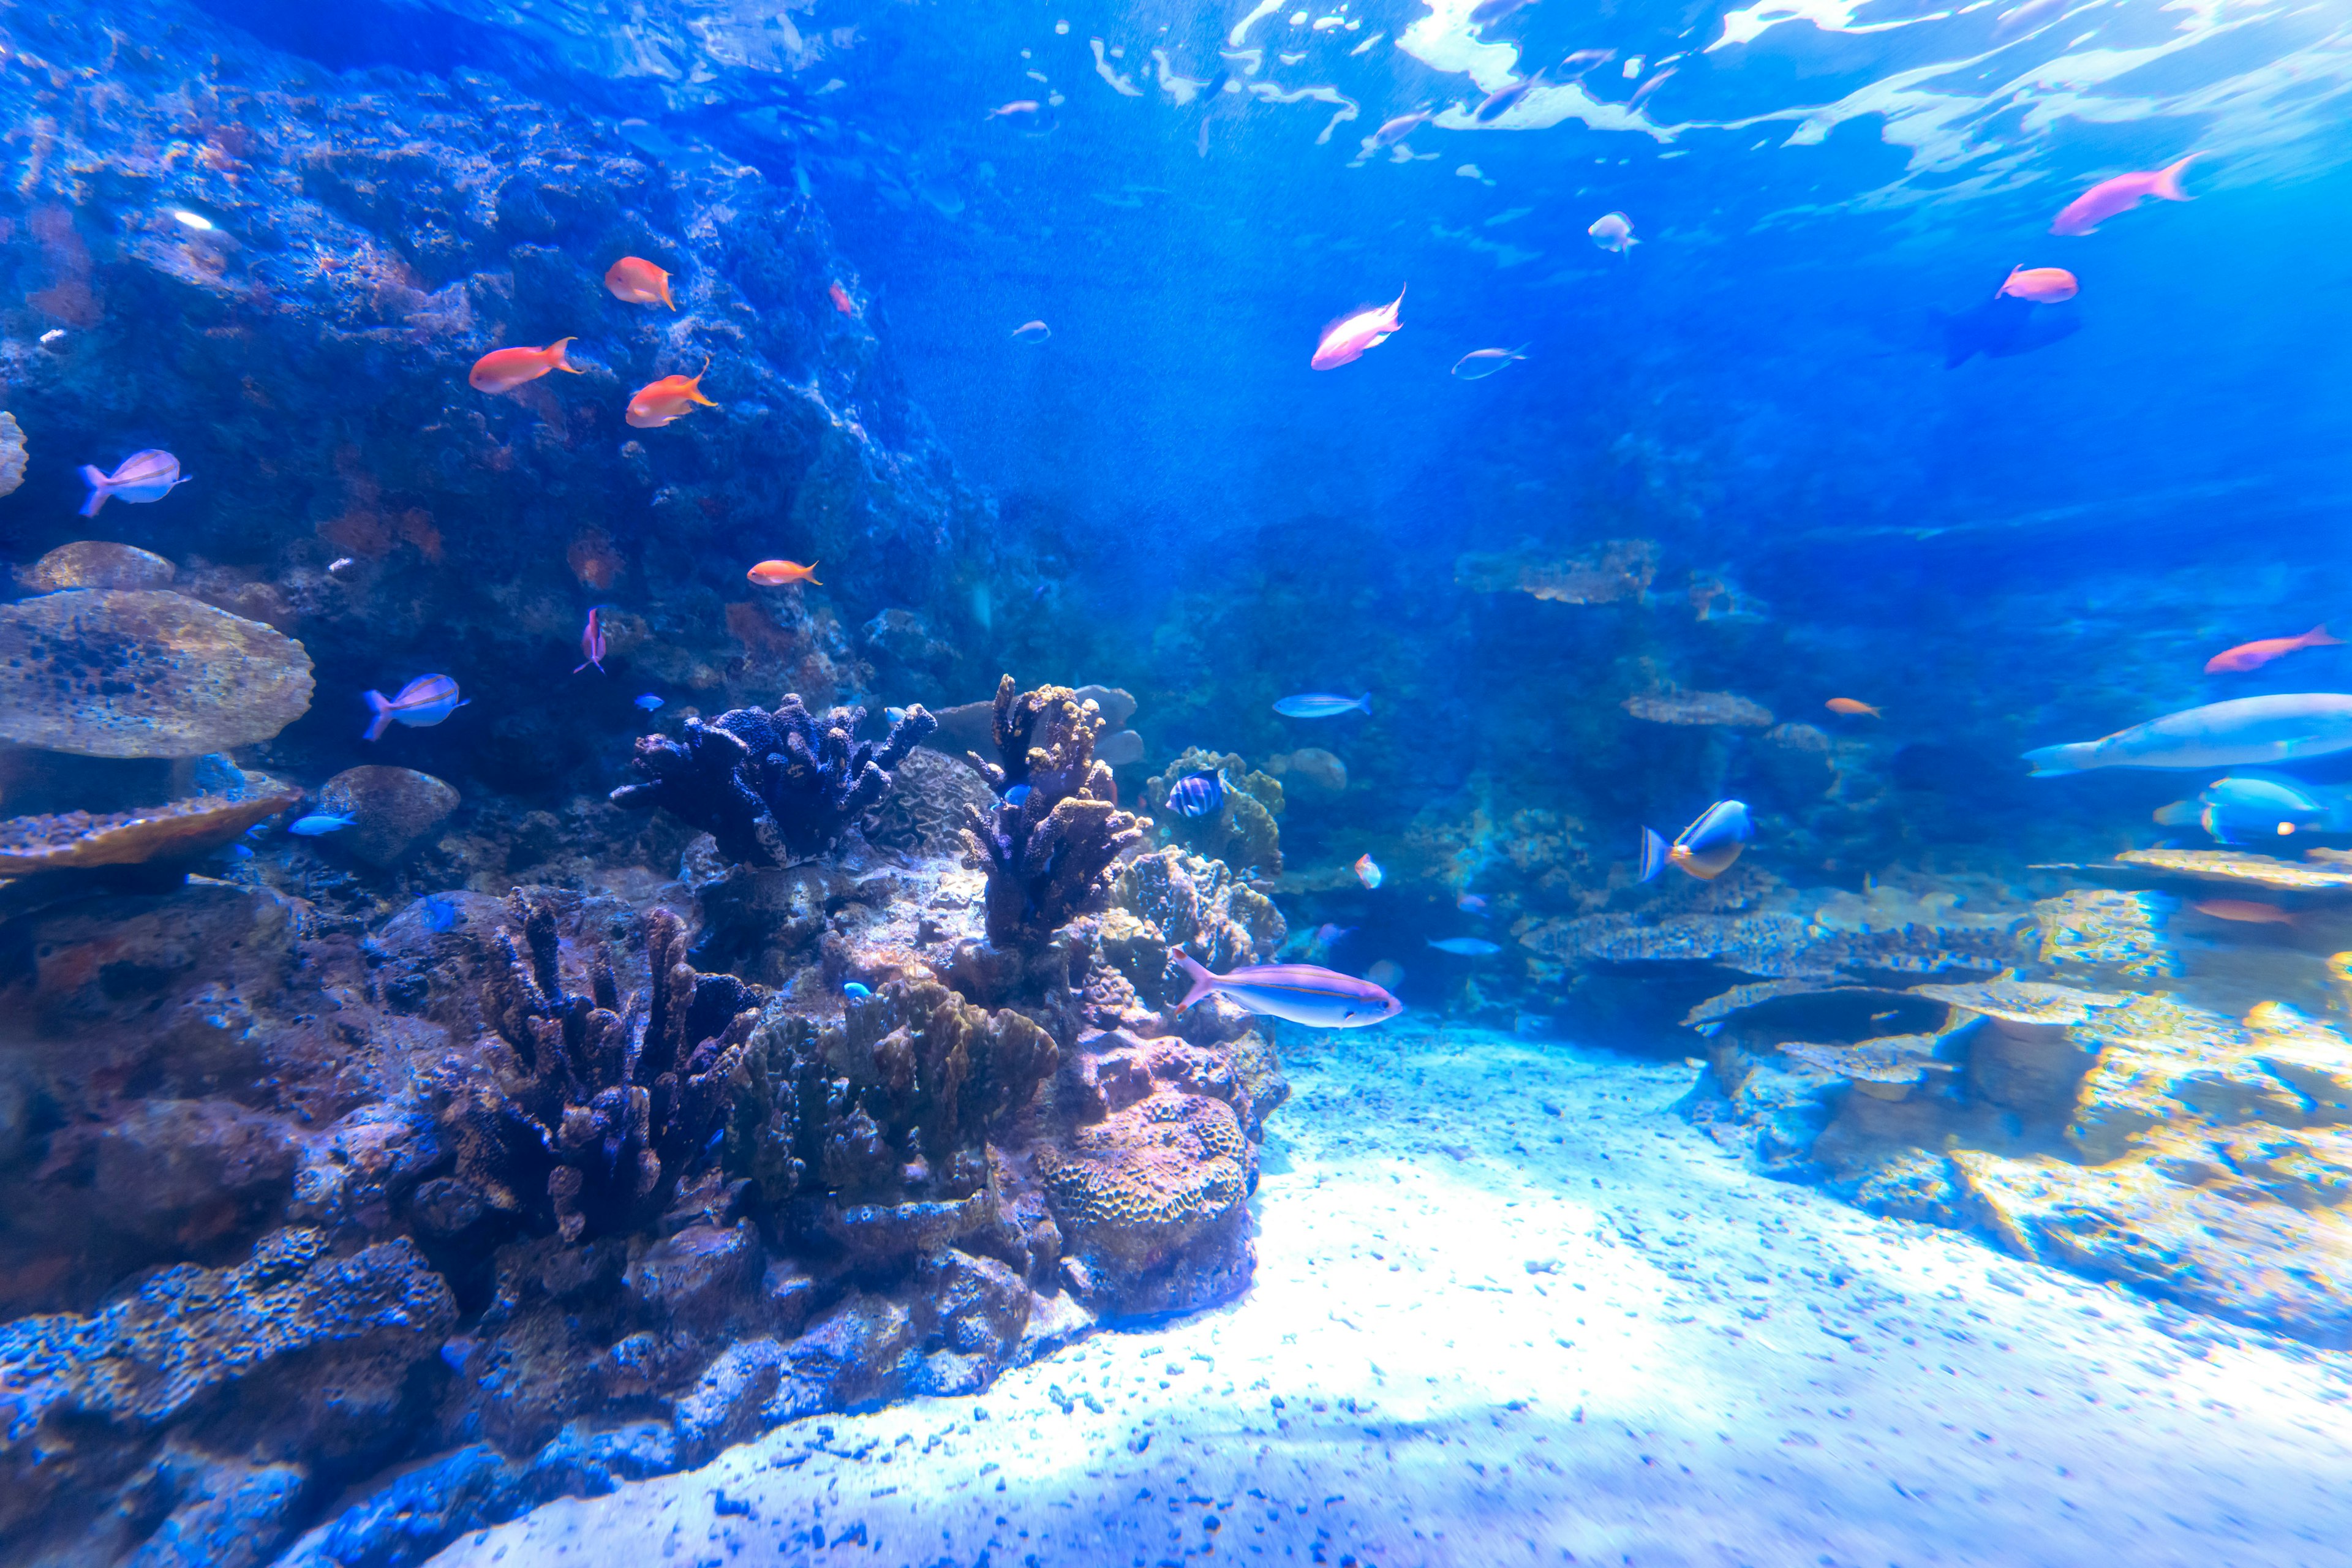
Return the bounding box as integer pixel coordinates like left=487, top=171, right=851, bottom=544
left=1005, top=783, right=1034, bottom=806
left=1473, top=78, right=1539, bottom=123
left=420, top=894, right=461, bottom=933
left=1164, top=769, right=1227, bottom=820
left=635, top=693, right=665, bottom=711
left=575, top=606, right=608, bottom=674
left=1639, top=800, right=1753, bottom=883
left=843, top=981, right=873, bottom=1000
left=1939, top=290, right=2081, bottom=368
left=289, top=812, right=355, bottom=836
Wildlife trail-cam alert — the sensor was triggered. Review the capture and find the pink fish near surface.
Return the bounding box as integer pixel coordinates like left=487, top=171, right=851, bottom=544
left=2051, top=156, right=2195, bottom=236
left=1311, top=285, right=1405, bottom=371
left=575, top=606, right=608, bottom=674
left=363, top=673, right=467, bottom=741
left=80, top=450, right=190, bottom=516
left=1172, top=949, right=1403, bottom=1029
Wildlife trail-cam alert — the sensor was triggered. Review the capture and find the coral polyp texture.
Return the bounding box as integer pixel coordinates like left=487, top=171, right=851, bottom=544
left=454, top=892, right=764, bottom=1242
left=610, top=696, right=938, bottom=864
left=0, top=787, right=300, bottom=873
left=959, top=674, right=1148, bottom=948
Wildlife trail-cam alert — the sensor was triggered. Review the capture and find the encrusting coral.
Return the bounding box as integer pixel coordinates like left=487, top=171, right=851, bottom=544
left=609, top=696, right=938, bottom=865
left=959, top=675, right=1147, bottom=948
left=454, top=893, right=764, bottom=1242
left=1145, top=747, right=1283, bottom=876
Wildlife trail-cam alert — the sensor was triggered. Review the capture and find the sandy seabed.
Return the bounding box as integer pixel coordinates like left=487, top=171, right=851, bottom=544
left=421, top=1024, right=2352, bottom=1568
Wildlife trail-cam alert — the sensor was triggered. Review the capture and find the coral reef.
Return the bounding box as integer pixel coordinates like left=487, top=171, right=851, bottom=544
left=1622, top=688, right=1776, bottom=728
left=454, top=893, right=762, bottom=1242
left=0, top=786, right=298, bottom=874
left=611, top=698, right=938, bottom=865
left=1145, top=745, right=1284, bottom=875
left=0, top=410, right=23, bottom=497
left=1104, top=846, right=1288, bottom=1009
left=1453, top=538, right=1659, bottom=603
left=15, top=540, right=176, bottom=592
left=959, top=676, right=1147, bottom=948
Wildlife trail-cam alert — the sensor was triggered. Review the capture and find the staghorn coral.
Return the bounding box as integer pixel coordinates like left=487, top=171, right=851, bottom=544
left=1145, top=747, right=1283, bottom=875
left=454, top=893, right=764, bottom=1242
left=609, top=696, right=937, bottom=865
left=0, top=590, right=315, bottom=759
left=959, top=675, right=1147, bottom=948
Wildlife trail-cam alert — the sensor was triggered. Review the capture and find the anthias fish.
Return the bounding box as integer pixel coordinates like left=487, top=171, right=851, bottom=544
left=1311, top=287, right=1404, bottom=371
left=604, top=257, right=674, bottom=309
left=2051, top=156, right=2195, bottom=236
left=1826, top=698, right=1882, bottom=717
left=363, top=674, right=467, bottom=741
left=2207, top=626, right=2343, bottom=674
left=1164, top=769, right=1227, bottom=819
left=1173, top=951, right=1403, bottom=1029
left=627, top=364, right=717, bottom=428
left=1451, top=345, right=1529, bottom=380
left=470, top=339, right=579, bottom=394
left=748, top=559, right=821, bottom=586
left=1275, top=692, right=1372, bottom=718
left=1588, top=213, right=1637, bottom=254
left=1640, top=799, right=1754, bottom=883
left=2024, top=694, right=2352, bottom=775
left=80, top=450, right=190, bottom=516
left=574, top=606, right=608, bottom=674
left=1998, top=266, right=2078, bottom=304
left=829, top=282, right=857, bottom=315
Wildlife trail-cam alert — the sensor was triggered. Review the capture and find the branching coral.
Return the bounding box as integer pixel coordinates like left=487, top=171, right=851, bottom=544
left=959, top=675, right=1147, bottom=947
left=609, top=696, right=937, bottom=864
left=454, top=894, right=764, bottom=1242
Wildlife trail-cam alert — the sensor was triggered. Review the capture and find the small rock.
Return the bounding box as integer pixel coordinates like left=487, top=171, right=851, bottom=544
left=317, top=765, right=459, bottom=866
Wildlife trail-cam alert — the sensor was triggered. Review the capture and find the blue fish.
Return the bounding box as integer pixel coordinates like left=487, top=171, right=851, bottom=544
left=842, top=981, right=873, bottom=1000
left=420, top=894, right=461, bottom=933
left=2153, top=772, right=2348, bottom=846
left=1275, top=692, right=1371, bottom=719
left=635, top=693, right=665, bottom=711
left=1163, top=769, right=1226, bottom=820
left=227, top=843, right=254, bottom=860
left=1640, top=800, right=1752, bottom=883
left=1427, top=937, right=1502, bottom=957
left=1004, top=783, right=1033, bottom=806
left=363, top=673, right=467, bottom=741
left=289, top=813, right=355, bottom=837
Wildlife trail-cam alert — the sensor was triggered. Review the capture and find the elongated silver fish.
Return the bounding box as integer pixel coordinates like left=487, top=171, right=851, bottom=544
left=2024, top=695, right=2352, bottom=775
left=1173, top=951, right=1402, bottom=1029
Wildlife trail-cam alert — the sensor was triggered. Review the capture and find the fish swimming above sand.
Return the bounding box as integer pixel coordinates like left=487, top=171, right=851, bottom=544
left=1826, top=698, right=1882, bottom=717
left=2207, top=626, right=2343, bottom=674
left=1311, top=287, right=1404, bottom=371
left=1172, top=950, right=1403, bottom=1028
left=1639, top=799, right=1752, bottom=882
left=80, top=450, right=190, bottom=516
left=2024, top=694, right=2352, bottom=775
left=1998, top=266, right=2078, bottom=304
left=1370, top=110, right=1430, bottom=149
left=748, top=559, right=821, bottom=587
left=1588, top=213, right=1637, bottom=254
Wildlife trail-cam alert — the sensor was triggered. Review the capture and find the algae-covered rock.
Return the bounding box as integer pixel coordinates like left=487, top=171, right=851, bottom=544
left=0, top=411, right=22, bottom=497
left=15, top=540, right=176, bottom=593
left=317, top=765, right=460, bottom=867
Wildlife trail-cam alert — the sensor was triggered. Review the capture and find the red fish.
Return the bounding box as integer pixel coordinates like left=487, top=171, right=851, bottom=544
left=605, top=257, right=674, bottom=309
left=828, top=282, right=856, bottom=315
left=2206, top=625, right=2344, bottom=674
left=1311, top=285, right=1404, bottom=371
left=1998, top=265, right=2078, bottom=303
left=575, top=606, right=608, bottom=674
left=747, top=559, right=821, bottom=587
left=470, top=339, right=579, bottom=394
left=626, top=363, right=717, bottom=429
left=2051, top=157, right=2195, bottom=236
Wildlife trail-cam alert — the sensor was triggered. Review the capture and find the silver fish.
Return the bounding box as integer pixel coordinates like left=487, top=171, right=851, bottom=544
left=1174, top=951, right=1403, bottom=1029
left=1451, top=345, right=1529, bottom=380
left=2024, top=695, right=2352, bottom=775
left=1275, top=692, right=1371, bottom=718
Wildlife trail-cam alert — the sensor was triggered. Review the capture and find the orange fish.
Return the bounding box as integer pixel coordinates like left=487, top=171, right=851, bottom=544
left=829, top=282, right=856, bottom=315
left=1997, top=265, right=2078, bottom=304
left=2206, top=625, right=2344, bottom=674
left=1825, top=698, right=1882, bottom=717
left=605, top=257, right=674, bottom=309
left=469, top=338, right=579, bottom=394
left=748, top=559, right=821, bottom=587
left=2192, top=899, right=2297, bottom=926
left=626, top=362, right=717, bottom=429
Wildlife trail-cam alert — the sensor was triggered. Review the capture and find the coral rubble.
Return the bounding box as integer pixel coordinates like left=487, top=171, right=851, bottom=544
left=611, top=698, right=938, bottom=865
left=959, top=676, right=1147, bottom=947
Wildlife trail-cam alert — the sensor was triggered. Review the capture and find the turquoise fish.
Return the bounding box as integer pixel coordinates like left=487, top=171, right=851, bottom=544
left=1173, top=950, right=1402, bottom=1029
left=2024, top=694, right=2352, bottom=775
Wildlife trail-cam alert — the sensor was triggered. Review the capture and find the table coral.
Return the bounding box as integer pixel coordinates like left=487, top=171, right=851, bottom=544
left=1622, top=688, right=1775, bottom=728
left=959, top=676, right=1147, bottom=948
left=0, top=788, right=299, bottom=873
left=453, top=894, right=764, bottom=1242
left=609, top=696, right=937, bottom=865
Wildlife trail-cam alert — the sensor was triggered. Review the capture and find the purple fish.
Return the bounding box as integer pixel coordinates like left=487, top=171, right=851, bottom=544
left=80, top=450, right=190, bottom=516
left=1173, top=950, right=1402, bottom=1029
left=575, top=606, right=608, bottom=674
left=363, top=673, right=467, bottom=741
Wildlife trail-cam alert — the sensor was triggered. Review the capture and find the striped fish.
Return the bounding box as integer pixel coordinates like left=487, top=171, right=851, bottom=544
left=80, top=450, right=190, bottom=516
left=363, top=673, right=467, bottom=741
left=1173, top=951, right=1402, bottom=1030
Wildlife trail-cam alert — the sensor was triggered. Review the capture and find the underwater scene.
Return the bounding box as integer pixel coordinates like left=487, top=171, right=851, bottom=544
left=4, top=0, right=2352, bottom=1563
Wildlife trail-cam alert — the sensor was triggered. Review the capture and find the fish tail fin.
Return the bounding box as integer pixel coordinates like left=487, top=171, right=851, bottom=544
left=549, top=337, right=581, bottom=374
left=363, top=690, right=393, bottom=742
left=807, top=564, right=822, bottom=585
left=2152, top=801, right=2198, bottom=827
left=78, top=467, right=110, bottom=516
left=1355, top=693, right=1372, bottom=714
left=1172, top=948, right=1219, bottom=1011
left=2022, top=742, right=2097, bottom=777
left=662, top=282, right=676, bottom=311
left=2309, top=625, right=2345, bottom=647
left=2155, top=154, right=2196, bottom=202
left=1638, top=826, right=1669, bottom=883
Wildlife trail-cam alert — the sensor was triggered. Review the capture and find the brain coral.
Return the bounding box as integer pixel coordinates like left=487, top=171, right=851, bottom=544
left=1039, top=1091, right=1250, bottom=1235
left=0, top=590, right=315, bottom=758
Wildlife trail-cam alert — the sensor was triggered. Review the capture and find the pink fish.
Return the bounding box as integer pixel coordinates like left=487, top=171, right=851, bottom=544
left=79, top=450, right=190, bottom=516
left=2051, top=156, right=2195, bottom=236
left=363, top=673, right=467, bottom=741
left=575, top=606, right=608, bottom=674
left=1172, top=950, right=1403, bottom=1029
left=1311, top=285, right=1405, bottom=371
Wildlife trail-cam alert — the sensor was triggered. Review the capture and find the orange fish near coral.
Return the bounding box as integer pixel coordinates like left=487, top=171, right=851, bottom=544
left=605, top=257, right=674, bottom=309
left=2206, top=626, right=2345, bottom=674
left=1997, top=266, right=2078, bottom=304
left=2192, top=899, right=2297, bottom=926
left=1826, top=698, right=1883, bottom=717
left=748, top=559, right=821, bottom=587
left=626, top=363, right=717, bottom=429
left=469, top=338, right=578, bottom=394
left=829, top=282, right=857, bottom=315
left=1311, top=285, right=1404, bottom=371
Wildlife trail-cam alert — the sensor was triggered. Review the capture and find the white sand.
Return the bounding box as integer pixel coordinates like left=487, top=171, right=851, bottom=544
left=429, top=1025, right=2352, bottom=1568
